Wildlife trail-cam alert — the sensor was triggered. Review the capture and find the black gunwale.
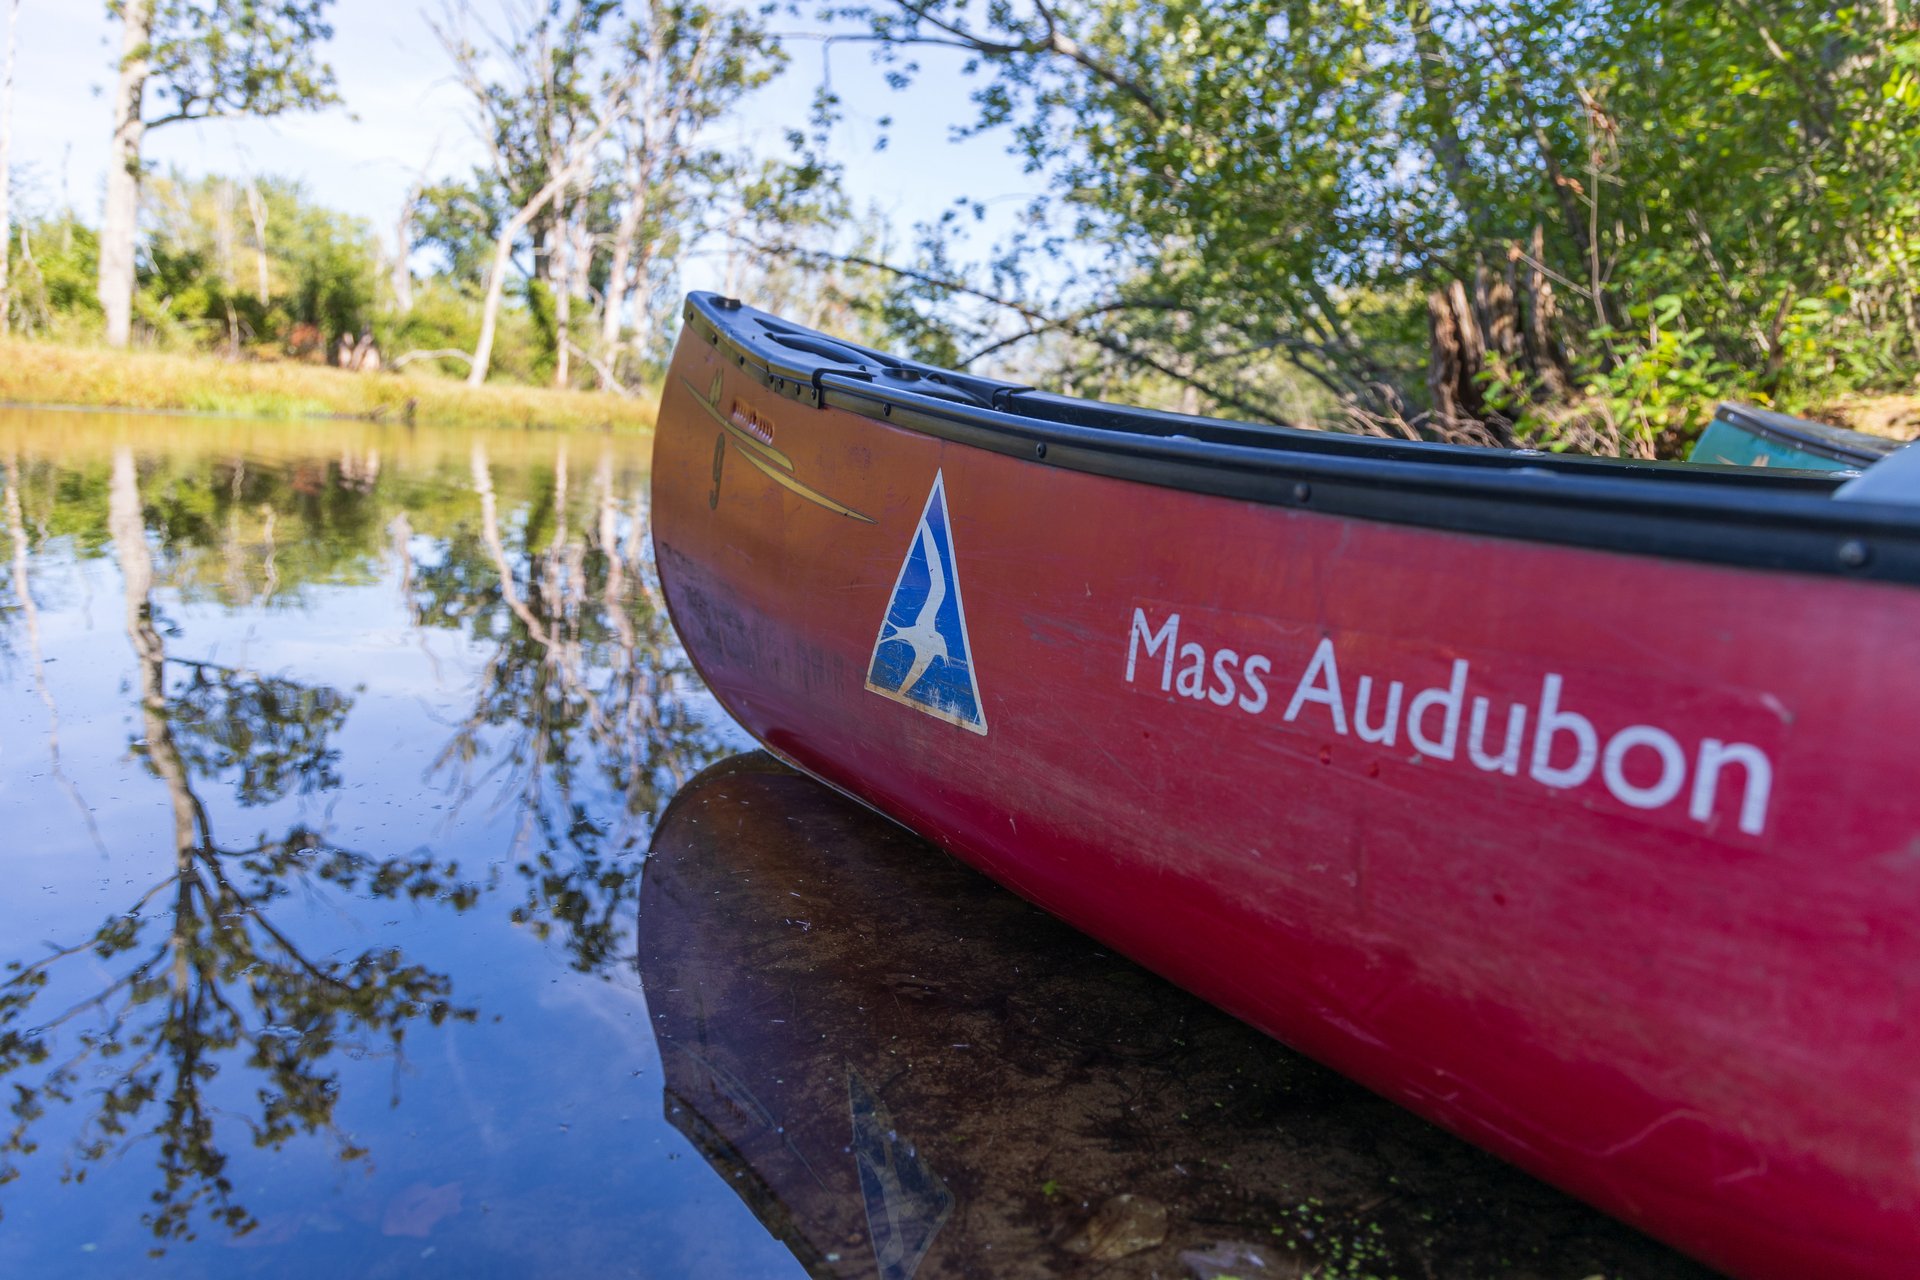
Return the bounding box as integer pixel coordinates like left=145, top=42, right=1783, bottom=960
left=683, top=292, right=1920, bottom=586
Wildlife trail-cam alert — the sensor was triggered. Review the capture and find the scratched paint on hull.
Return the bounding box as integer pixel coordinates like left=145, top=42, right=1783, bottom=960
left=679, top=371, right=876, bottom=522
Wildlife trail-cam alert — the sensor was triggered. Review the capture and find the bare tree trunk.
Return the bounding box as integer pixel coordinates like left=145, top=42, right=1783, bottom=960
left=469, top=204, right=544, bottom=389
left=1428, top=288, right=1466, bottom=430
left=99, top=0, right=152, bottom=348
left=468, top=102, right=626, bottom=388
left=566, top=337, right=630, bottom=395
left=1522, top=225, right=1573, bottom=398
left=627, top=241, right=657, bottom=362
left=628, top=206, right=672, bottom=361
left=553, top=191, right=573, bottom=389
left=1428, top=277, right=1512, bottom=444
left=1429, top=237, right=1584, bottom=445
left=391, top=186, right=415, bottom=315
left=213, top=180, right=242, bottom=357
left=603, top=7, right=718, bottom=360
left=603, top=31, right=662, bottom=349
left=243, top=178, right=269, bottom=305
left=601, top=159, right=645, bottom=348
left=1476, top=264, right=1523, bottom=370
left=0, top=0, right=20, bottom=337
left=722, top=208, right=743, bottom=299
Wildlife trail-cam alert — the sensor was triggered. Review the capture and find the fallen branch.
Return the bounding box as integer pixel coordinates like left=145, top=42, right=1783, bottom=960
left=391, top=348, right=475, bottom=371
left=566, top=339, right=632, bottom=398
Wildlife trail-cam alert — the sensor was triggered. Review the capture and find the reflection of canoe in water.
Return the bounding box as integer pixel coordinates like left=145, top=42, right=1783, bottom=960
left=1690, top=403, right=1903, bottom=472
left=639, top=754, right=1704, bottom=1279
left=651, top=293, right=1920, bottom=1280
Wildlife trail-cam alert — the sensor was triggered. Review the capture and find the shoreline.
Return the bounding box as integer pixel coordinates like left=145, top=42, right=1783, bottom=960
left=0, top=337, right=659, bottom=434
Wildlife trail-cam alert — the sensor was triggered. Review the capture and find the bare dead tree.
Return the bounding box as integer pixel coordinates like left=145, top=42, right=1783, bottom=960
left=434, top=1, right=633, bottom=386
left=242, top=177, right=269, bottom=306
left=0, top=0, right=19, bottom=336
left=601, top=2, right=725, bottom=355
left=98, top=0, right=152, bottom=347
left=467, top=97, right=626, bottom=387
left=553, top=182, right=586, bottom=388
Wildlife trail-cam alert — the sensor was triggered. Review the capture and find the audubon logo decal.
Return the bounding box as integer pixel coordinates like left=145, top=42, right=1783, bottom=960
left=865, top=471, right=987, bottom=734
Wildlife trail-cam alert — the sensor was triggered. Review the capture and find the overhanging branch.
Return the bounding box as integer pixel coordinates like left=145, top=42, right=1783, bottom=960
left=745, top=239, right=1305, bottom=426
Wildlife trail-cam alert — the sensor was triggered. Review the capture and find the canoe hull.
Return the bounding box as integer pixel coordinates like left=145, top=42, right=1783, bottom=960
left=653, top=324, right=1920, bottom=1279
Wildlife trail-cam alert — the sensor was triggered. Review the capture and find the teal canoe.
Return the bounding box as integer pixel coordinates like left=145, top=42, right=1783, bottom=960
left=1691, top=403, right=1902, bottom=472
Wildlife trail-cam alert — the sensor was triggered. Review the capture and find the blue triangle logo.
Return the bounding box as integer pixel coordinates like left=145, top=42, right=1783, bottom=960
left=865, top=471, right=988, bottom=735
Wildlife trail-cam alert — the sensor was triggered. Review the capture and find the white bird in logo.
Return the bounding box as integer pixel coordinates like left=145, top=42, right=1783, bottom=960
left=881, top=521, right=952, bottom=696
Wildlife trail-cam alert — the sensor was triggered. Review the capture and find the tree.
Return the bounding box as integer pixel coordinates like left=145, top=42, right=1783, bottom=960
left=412, top=171, right=512, bottom=290
left=599, top=0, right=786, bottom=369
left=437, top=0, right=801, bottom=389
left=0, top=0, right=19, bottom=335
left=466, top=103, right=627, bottom=387
left=97, top=0, right=340, bottom=348
left=437, top=0, right=623, bottom=386
left=422, top=437, right=731, bottom=969
left=139, top=172, right=380, bottom=353
left=828, top=0, right=1920, bottom=453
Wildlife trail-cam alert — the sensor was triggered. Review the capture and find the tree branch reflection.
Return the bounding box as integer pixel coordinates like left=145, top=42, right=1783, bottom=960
left=0, top=450, right=479, bottom=1251
left=0, top=429, right=728, bottom=1249
left=420, top=438, right=730, bottom=972
left=3, top=453, right=106, bottom=851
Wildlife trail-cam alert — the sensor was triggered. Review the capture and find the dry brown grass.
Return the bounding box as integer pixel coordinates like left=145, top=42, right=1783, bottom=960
left=0, top=337, right=658, bottom=433
left=1812, top=393, right=1920, bottom=442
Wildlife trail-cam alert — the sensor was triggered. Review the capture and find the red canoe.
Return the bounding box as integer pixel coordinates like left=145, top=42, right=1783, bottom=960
left=650, top=292, right=1920, bottom=1279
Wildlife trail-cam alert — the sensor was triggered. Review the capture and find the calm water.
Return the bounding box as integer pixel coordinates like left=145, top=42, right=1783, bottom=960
left=0, top=410, right=1708, bottom=1278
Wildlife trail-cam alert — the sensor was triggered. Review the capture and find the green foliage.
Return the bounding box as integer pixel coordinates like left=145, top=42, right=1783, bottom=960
left=7, top=216, right=103, bottom=339
left=277, top=185, right=380, bottom=338
left=413, top=173, right=508, bottom=290
left=841, top=0, right=1920, bottom=452
left=140, top=0, right=341, bottom=130
left=1568, top=297, right=1733, bottom=453
left=377, top=278, right=482, bottom=376
left=432, top=0, right=797, bottom=383
left=135, top=173, right=380, bottom=352
left=520, top=276, right=560, bottom=386
left=7, top=0, right=815, bottom=396
left=1577, top=2, right=1920, bottom=419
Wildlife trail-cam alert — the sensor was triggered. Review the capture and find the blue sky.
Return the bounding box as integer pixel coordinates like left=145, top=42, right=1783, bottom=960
left=6, top=0, right=1040, bottom=293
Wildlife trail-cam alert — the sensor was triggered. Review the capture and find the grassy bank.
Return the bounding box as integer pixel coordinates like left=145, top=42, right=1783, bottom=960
left=1815, top=393, right=1920, bottom=443
left=0, top=338, right=658, bottom=433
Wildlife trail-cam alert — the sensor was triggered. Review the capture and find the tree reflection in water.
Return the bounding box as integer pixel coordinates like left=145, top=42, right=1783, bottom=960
left=3, top=452, right=103, bottom=850
left=0, top=420, right=1721, bottom=1278
left=0, top=430, right=729, bottom=1253
left=421, top=437, right=724, bottom=972
left=0, top=426, right=729, bottom=1258
left=0, top=450, right=481, bottom=1249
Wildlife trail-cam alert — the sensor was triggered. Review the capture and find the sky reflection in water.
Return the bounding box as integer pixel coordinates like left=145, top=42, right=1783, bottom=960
left=0, top=411, right=1705, bottom=1279
left=0, top=412, right=776, bottom=1277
